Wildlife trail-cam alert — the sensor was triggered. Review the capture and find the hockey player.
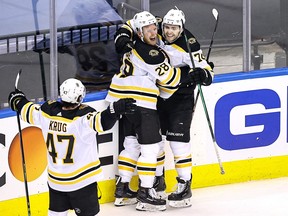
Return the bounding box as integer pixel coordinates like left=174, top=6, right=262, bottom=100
left=156, top=8, right=214, bottom=208
left=114, top=8, right=214, bottom=208
left=8, top=78, right=136, bottom=216
left=106, top=11, right=190, bottom=211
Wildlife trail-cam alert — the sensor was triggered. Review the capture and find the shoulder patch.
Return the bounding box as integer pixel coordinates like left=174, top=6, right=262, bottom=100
left=149, top=49, right=160, bottom=57
left=134, top=39, right=165, bottom=65
left=188, top=37, right=197, bottom=45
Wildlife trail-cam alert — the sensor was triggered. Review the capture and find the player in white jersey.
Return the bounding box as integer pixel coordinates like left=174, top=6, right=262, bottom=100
left=114, top=8, right=214, bottom=208
left=8, top=78, right=136, bottom=216
left=106, top=11, right=193, bottom=212
left=155, top=8, right=214, bottom=208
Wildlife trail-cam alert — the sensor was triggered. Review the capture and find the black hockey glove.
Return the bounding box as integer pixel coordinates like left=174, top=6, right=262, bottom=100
left=115, top=35, right=134, bottom=54
left=8, top=89, right=26, bottom=112
left=208, top=61, right=215, bottom=69
left=188, top=68, right=208, bottom=85
left=110, top=98, right=137, bottom=115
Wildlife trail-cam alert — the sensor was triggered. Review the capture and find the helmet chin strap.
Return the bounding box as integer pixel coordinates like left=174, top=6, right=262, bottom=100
left=140, top=33, right=145, bottom=42
left=137, top=28, right=145, bottom=43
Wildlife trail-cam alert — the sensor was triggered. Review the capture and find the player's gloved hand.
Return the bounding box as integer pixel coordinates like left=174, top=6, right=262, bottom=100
left=110, top=98, right=137, bottom=115
left=208, top=61, right=214, bottom=69
left=115, top=36, right=134, bottom=54
left=8, top=89, right=26, bottom=111
left=188, top=68, right=208, bottom=85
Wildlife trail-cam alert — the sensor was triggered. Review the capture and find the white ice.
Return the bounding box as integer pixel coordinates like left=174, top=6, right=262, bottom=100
left=69, top=177, right=288, bottom=216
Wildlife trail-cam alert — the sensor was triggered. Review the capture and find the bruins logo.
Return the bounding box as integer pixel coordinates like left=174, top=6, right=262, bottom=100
left=188, top=37, right=196, bottom=44
left=149, top=50, right=159, bottom=57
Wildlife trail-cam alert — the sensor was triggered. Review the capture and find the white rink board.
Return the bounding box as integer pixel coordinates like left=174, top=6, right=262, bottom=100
left=1, top=70, right=288, bottom=201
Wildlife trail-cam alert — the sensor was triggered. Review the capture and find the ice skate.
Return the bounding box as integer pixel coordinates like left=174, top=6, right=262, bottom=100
left=153, top=175, right=167, bottom=199
left=114, top=176, right=138, bottom=206
left=136, top=187, right=166, bottom=211
left=168, top=177, right=192, bottom=208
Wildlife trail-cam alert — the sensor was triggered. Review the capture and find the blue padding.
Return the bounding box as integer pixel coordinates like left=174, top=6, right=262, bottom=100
left=83, top=90, right=108, bottom=102
left=1, top=67, right=288, bottom=118
left=214, top=67, right=288, bottom=83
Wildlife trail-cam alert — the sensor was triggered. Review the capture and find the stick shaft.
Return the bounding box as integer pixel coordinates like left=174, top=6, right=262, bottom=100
left=16, top=113, right=31, bottom=216
left=14, top=70, right=31, bottom=215
left=181, top=15, right=224, bottom=174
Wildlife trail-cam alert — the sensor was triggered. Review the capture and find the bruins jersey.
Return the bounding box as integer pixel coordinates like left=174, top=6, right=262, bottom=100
left=115, top=19, right=211, bottom=70
left=158, top=28, right=213, bottom=72
left=114, top=19, right=213, bottom=92
left=106, top=37, right=181, bottom=110
left=19, top=100, right=115, bottom=192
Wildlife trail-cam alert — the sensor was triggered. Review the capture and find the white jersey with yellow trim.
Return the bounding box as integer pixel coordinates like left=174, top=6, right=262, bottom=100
left=159, top=39, right=212, bottom=69
left=157, top=29, right=214, bottom=79
left=106, top=37, right=181, bottom=110
left=20, top=100, right=106, bottom=192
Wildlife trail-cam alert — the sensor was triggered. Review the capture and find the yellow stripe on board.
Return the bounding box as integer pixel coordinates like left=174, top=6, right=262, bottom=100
left=1, top=155, right=288, bottom=215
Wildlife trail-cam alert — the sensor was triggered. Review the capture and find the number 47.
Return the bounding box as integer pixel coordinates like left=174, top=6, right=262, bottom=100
left=46, top=133, right=75, bottom=164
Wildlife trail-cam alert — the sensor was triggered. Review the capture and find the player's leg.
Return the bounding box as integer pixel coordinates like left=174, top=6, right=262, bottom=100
left=168, top=141, right=192, bottom=208
left=69, top=182, right=100, bottom=216
left=165, top=93, right=193, bottom=208
left=135, top=108, right=166, bottom=211
left=48, top=185, right=70, bottom=216
left=154, top=97, right=170, bottom=198
left=153, top=136, right=167, bottom=199
left=115, top=135, right=140, bottom=206
left=136, top=143, right=166, bottom=211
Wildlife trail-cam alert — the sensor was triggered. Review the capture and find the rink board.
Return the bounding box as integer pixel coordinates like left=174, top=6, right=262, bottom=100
left=1, top=67, right=288, bottom=215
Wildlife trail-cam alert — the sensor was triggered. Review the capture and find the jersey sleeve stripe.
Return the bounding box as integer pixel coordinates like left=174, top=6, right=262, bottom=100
left=95, top=112, right=103, bottom=133
left=160, top=67, right=181, bottom=87
left=89, top=112, right=103, bottom=133
left=123, top=21, right=134, bottom=34
left=20, top=102, right=33, bottom=123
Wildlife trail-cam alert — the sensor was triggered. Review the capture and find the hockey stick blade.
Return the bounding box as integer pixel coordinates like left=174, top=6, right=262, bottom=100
left=207, top=8, right=219, bottom=61
left=212, top=8, right=219, bottom=20
left=15, top=69, right=22, bottom=90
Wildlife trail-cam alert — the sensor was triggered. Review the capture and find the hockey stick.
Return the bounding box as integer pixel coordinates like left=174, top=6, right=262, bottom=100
left=182, top=16, right=225, bottom=175
left=207, top=8, right=219, bottom=60
left=15, top=70, right=32, bottom=216
left=193, top=8, right=219, bottom=115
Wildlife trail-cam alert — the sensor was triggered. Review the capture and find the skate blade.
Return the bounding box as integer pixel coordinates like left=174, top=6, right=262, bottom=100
left=168, top=198, right=192, bottom=208
left=136, top=201, right=166, bottom=211
left=156, top=191, right=168, bottom=199
left=114, top=197, right=137, bottom=206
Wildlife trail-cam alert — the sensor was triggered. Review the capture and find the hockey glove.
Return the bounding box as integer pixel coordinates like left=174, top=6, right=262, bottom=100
left=115, top=34, right=134, bottom=54
left=8, top=89, right=26, bottom=112
left=208, top=61, right=215, bottom=69
left=110, top=98, right=137, bottom=115
left=188, top=68, right=208, bottom=85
